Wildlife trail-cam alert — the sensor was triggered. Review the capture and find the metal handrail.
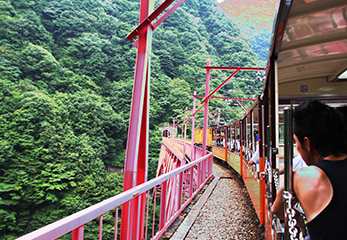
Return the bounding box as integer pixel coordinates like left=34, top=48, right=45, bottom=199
left=16, top=152, right=213, bottom=240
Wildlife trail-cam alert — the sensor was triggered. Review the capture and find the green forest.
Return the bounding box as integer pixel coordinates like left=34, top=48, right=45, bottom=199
left=0, top=0, right=265, bottom=238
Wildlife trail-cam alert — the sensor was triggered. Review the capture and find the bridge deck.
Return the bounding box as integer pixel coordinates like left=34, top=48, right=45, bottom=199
left=163, top=159, right=264, bottom=239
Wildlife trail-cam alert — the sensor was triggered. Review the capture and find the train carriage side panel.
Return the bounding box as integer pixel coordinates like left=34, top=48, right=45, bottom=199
left=212, top=145, right=226, bottom=161
left=243, top=162, right=262, bottom=222
left=194, top=128, right=203, bottom=145
left=244, top=107, right=263, bottom=224
left=227, top=151, right=241, bottom=175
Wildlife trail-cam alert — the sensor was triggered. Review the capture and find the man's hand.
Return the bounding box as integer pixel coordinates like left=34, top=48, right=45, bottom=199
left=293, top=209, right=307, bottom=238
left=260, top=171, right=268, bottom=180
left=249, top=160, right=256, bottom=165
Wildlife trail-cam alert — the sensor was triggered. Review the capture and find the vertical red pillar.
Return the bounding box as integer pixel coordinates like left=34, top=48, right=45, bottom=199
left=183, top=107, right=188, bottom=164
left=121, top=0, right=154, bottom=239
left=239, top=121, right=244, bottom=176
left=173, top=118, right=176, bottom=138
left=202, top=59, right=211, bottom=155
left=202, top=59, right=211, bottom=178
left=191, top=91, right=197, bottom=161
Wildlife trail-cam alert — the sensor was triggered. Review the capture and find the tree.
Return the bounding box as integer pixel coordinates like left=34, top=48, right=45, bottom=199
left=53, top=91, right=127, bottom=167
left=167, top=78, right=192, bottom=121
left=0, top=0, right=265, bottom=238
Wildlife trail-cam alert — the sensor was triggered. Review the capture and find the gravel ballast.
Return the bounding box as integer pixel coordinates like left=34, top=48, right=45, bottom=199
left=184, top=159, right=265, bottom=240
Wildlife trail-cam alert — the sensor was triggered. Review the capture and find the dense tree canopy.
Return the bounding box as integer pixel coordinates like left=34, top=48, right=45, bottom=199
left=0, top=0, right=265, bottom=238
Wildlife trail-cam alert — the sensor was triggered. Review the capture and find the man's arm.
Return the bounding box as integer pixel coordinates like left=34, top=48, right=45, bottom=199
left=293, top=166, right=332, bottom=222
left=272, top=187, right=285, bottom=219
left=279, top=167, right=284, bottom=175
left=272, top=186, right=307, bottom=236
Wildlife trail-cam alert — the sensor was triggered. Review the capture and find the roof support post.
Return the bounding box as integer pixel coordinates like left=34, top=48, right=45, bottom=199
left=121, top=0, right=154, bottom=239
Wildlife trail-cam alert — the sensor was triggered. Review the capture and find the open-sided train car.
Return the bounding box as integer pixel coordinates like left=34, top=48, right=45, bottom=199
left=194, top=0, right=347, bottom=239
left=262, top=0, right=347, bottom=239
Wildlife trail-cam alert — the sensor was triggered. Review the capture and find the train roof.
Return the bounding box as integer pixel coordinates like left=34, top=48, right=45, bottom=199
left=268, top=0, right=347, bottom=101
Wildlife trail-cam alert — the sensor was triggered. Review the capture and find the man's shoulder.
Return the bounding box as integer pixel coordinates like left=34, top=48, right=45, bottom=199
left=295, top=166, right=321, bottom=179
left=294, top=166, right=326, bottom=192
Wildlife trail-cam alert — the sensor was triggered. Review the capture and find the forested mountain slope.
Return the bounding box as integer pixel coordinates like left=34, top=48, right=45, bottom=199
left=0, top=0, right=263, bottom=238
left=219, top=0, right=277, bottom=66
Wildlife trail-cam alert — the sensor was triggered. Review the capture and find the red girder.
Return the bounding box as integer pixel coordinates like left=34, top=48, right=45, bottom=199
left=187, top=110, right=221, bottom=113
left=195, top=95, right=255, bottom=102
left=204, top=66, right=266, bottom=71
left=200, top=66, right=266, bottom=105
left=127, top=0, right=187, bottom=42
left=237, top=99, right=248, bottom=111
left=201, top=69, right=240, bottom=105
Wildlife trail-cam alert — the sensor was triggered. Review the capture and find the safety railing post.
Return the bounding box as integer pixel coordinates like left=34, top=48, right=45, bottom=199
left=178, top=171, right=183, bottom=209
left=98, top=215, right=103, bottom=240
left=71, top=225, right=84, bottom=240
left=114, top=208, right=118, bottom=240
left=190, top=166, right=194, bottom=197
left=159, top=180, right=167, bottom=230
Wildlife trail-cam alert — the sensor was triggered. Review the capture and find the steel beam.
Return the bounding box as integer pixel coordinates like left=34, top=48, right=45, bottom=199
left=127, top=0, right=175, bottom=41
left=121, top=0, right=154, bottom=239
left=195, top=95, right=255, bottom=101
left=191, top=92, right=197, bottom=161
left=201, top=69, right=241, bottom=105
left=204, top=66, right=266, bottom=71
left=202, top=59, right=211, bottom=155
left=237, top=99, right=248, bottom=112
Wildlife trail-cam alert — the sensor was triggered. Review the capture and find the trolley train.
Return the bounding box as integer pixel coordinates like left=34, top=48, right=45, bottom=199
left=193, top=0, right=347, bottom=239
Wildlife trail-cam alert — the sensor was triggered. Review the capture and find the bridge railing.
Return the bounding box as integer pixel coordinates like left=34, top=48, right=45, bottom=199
left=16, top=149, right=213, bottom=240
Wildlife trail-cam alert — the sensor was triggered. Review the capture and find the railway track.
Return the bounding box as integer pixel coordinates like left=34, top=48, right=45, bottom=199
left=163, top=158, right=264, bottom=239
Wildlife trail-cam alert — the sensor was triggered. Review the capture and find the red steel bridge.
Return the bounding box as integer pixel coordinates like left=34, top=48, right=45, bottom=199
left=16, top=0, right=266, bottom=239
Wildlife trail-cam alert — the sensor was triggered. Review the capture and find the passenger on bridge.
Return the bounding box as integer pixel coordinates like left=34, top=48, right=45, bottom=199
left=227, top=138, right=232, bottom=149
left=216, top=134, right=221, bottom=146
left=231, top=136, right=240, bottom=153
left=249, top=133, right=259, bottom=165
left=230, top=136, right=235, bottom=151
left=249, top=143, right=259, bottom=165
left=259, top=155, right=307, bottom=181
left=272, top=99, right=347, bottom=240
left=278, top=154, right=308, bottom=174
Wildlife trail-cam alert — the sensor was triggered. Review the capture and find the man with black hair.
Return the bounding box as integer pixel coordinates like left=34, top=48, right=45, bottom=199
left=272, top=99, right=347, bottom=240
left=336, top=105, right=347, bottom=144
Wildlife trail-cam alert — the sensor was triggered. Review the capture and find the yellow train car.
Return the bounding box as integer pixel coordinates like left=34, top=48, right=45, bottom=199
left=194, top=127, right=203, bottom=145
left=194, top=126, right=213, bottom=150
